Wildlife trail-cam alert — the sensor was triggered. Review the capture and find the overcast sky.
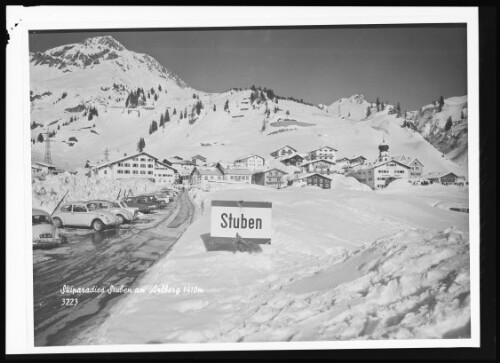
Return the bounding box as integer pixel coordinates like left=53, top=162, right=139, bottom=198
left=30, top=25, right=467, bottom=111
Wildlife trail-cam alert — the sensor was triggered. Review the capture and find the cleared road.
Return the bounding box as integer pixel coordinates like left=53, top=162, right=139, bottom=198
left=33, top=190, right=194, bottom=346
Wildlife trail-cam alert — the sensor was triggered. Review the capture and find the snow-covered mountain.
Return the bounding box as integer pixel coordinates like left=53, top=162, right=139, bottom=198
left=404, top=96, right=468, bottom=168
left=30, top=36, right=467, bottom=176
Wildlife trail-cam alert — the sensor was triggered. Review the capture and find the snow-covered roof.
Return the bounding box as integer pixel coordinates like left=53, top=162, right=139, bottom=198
left=272, top=145, right=297, bottom=153
left=278, top=152, right=304, bottom=161
left=307, top=145, right=338, bottom=153
left=94, top=151, right=161, bottom=170
left=254, top=167, right=288, bottom=175
left=301, top=159, right=337, bottom=167
left=223, top=168, right=254, bottom=175
left=34, top=161, right=56, bottom=168
left=294, top=172, right=332, bottom=181
left=234, top=153, right=265, bottom=162
left=194, top=167, right=223, bottom=176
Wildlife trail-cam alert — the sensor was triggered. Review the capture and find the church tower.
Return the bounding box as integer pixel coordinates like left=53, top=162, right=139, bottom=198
left=378, top=137, right=390, bottom=162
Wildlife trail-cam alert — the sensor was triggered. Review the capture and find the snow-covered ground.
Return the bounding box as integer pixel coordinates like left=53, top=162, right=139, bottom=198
left=72, top=180, right=470, bottom=344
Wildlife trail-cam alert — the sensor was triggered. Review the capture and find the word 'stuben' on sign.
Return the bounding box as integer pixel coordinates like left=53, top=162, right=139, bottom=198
left=210, top=200, right=272, bottom=244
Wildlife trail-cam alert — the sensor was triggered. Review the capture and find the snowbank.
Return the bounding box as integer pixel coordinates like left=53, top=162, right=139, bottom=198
left=75, top=183, right=470, bottom=344
left=32, top=173, right=157, bottom=213
left=328, top=174, right=372, bottom=191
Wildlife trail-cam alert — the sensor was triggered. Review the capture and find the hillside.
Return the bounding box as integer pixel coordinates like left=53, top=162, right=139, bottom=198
left=30, top=36, right=467, bottom=176
left=404, top=96, right=468, bottom=168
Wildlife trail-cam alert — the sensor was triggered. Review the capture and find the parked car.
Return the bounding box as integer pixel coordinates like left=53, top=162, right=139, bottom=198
left=52, top=201, right=121, bottom=231
left=114, top=199, right=140, bottom=217
left=32, top=208, right=63, bottom=247
left=120, top=196, right=157, bottom=214
left=138, top=194, right=168, bottom=209
left=141, top=192, right=171, bottom=205
left=86, top=200, right=137, bottom=223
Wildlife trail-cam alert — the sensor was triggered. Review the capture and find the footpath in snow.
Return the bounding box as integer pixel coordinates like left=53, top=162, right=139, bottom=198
left=72, top=180, right=470, bottom=344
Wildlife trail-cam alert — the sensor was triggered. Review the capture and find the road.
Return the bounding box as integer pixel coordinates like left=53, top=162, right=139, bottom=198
left=32, top=190, right=195, bottom=346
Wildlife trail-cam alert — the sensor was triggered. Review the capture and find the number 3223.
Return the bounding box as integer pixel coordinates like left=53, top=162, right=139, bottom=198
left=61, top=298, right=78, bottom=306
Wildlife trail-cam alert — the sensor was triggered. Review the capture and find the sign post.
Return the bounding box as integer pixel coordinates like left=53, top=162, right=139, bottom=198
left=210, top=200, right=272, bottom=244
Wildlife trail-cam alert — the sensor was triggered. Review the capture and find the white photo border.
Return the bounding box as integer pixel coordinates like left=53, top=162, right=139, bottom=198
left=6, top=5, right=480, bottom=354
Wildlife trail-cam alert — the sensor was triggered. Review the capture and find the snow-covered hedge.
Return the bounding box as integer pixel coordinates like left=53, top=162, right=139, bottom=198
left=32, top=172, right=157, bottom=213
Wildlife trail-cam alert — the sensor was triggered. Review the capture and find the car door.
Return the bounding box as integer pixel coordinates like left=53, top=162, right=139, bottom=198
left=72, top=203, right=90, bottom=227
left=58, top=204, right=73, bottom=225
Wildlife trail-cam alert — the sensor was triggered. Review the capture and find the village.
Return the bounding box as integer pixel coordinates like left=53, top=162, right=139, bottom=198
left=32, top=140, right=468, bottom=191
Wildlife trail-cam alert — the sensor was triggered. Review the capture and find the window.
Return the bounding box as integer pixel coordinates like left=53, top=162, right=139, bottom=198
left=133, top=163, right=138, bottom=167
left=117, top=170, right=123, bottom=174
left=124, top=163, right=130, bottom=167
left=124, top=170, right=130, bottom=174
left=148, top=171, right=153, bottom=175
left=32, top=215, right=52, bottom=225
left=73, top=205, right=87, bottom=213
left=140, top=164, right=146, bottom=168
left=133, top=170, right=138, bottom=174
left=118, top=163, right=124, bottom=167
left=140, top=158, right=146, bottom=161
left=148, top=164, right=154, bottom=168
left=60, top=204, right=72, bottom=212
left=104, top=170, right=107, bottom=174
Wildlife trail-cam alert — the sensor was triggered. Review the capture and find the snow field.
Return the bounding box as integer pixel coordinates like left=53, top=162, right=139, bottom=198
left=75, top=181, right=470, bottom=344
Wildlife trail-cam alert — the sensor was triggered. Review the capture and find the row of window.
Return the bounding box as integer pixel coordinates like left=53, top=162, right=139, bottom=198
left=117, top=163, right=154, bottom=168
left=117, top=170, right=153, bottom=175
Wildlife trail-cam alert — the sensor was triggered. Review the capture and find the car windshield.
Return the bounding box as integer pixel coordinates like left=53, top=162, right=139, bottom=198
left=32, top=215, right=53, bottom=225
left=112, top=202, right=121, bottom=208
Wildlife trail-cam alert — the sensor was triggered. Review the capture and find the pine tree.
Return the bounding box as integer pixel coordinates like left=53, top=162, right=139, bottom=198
left=366, top=106, right=371, bottom=118
left=158, top=84, right=162, bottom=92
left=224, top=99, right=229, bottom=112
left=438, top=95, right=445, bottom=112
left=180, top=111, right=184, bottom=120
left=173, top=108, right=177, bottom=115
left=137, top=137, right=146, bottom=152
left=165, top=109, right=170, bottom=122
left=160, top=114, right=165, bottom=127
left=213, top=104, right=216, bottom=112
left=461, top=110, right=465, bottom=119
left=37, top=133, right=44, bottom=143
left=445, top=116, right=453, bottom=131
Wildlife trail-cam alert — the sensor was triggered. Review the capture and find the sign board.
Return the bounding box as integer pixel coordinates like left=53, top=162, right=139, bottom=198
left=210, top=200, right=272, bottom=244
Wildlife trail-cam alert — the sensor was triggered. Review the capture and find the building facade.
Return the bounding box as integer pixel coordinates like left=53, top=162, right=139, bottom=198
left=191, top=167, right=224, bottom=184
left=293, top=173, right=332, bottom=189
left=234, top=154, right=265, bottom=171
left=279, top=153, right=304, bottom=166
left=93, top=152, right=177, bottom=184
left=307, top=146, right=337, bottom=161
left=253, top=168, right=288, bottom=188
left=270, top=145, right=297, bottom=158
left=301, top=159, right=337, bottom=175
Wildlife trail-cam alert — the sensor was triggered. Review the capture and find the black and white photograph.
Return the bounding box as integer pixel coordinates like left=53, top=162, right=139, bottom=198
left=6, top=6, right=488, bottom=356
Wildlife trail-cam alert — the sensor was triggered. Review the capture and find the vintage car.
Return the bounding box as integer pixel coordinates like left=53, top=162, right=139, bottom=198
left=114, top=199, right=140, bottom=217
left=86, top=200, right=137, bottom=223
left=120, top=196, right=157, bottom=214
left=137, top=194, right=168, bottom=209
left=52, top=201, right=121, bottom=231
left=32, top=208, right=63, bottom=247
left=140, top=192, right=171, bottom=205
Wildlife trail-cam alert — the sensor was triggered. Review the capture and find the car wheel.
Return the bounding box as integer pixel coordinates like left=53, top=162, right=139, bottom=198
left=92, top=219, right=105, bottom=231
left=116, top=214, right=125, bottom=224
left=53, top=217, right=63, bottom=228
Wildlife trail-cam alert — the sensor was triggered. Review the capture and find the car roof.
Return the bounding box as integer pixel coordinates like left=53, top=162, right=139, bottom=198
left=32, top=208, right=50, bottom=216
left=87, top=200, right=114, bottom=203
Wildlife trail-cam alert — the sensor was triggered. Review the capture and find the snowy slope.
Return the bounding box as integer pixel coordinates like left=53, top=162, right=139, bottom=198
left=406, top=96, right=468, bottom=168
left=30, top=36, right=467, bottom=176
left=72, top=183, right=470, bottom=344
